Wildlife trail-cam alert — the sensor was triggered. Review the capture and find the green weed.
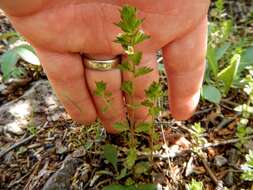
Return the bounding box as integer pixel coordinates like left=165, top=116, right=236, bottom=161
left=94, top=5, right=162, bottom=189
left=202, top=0, right=253, bottom=104
left=186, top=179, right=203, bottom=190
left=0, top=32, right=40, bottom=81
left=241, top=150, right=253, bottom=181
left=235, top=66, right=253, bottom=149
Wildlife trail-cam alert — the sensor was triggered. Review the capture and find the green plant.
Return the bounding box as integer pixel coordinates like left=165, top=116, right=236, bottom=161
left=185, top=179, right=203, bottom=190
left=114, top=4, right=162, bottom=163
left=202, top=0, right=253, bottom=104
left=95, top=5, right=162, bottom=189
left=0, top=32, right=40, bottom=81
left=94, top=81, right=113, bottom=113
left=27, top=123, right=38, bottom=135
left=241, top=150, right=253, bottom=181
left=191, top=123, right=206, bottom=155
left=235, top=66, right=253, bottom=149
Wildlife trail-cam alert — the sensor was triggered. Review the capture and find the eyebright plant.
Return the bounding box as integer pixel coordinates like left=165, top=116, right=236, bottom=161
left=234, top=66, right=253, bottom=149
left=114, top=4, right=163, bottom=164
left=185, top=179, right=203, bottom=190
left=191, top=123, right=207, bottom=156
left=241, top=150, right=253, bottom=181
left=95, top=5, right=162, bottom=189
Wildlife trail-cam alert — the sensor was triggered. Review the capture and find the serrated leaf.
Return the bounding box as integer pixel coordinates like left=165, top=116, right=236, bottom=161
left=126, top=148, right=137, bottom=169
left=192, top=123, right=205, bottom=135
left=94, top=81, right=106, bottom=96
left=135, top=122, right=151, bottom=133
left=218, top=54, right=240, bottom=94
left=14, top=46, right=40, bottom=65
left=135, top=66, right=153, bottom=77
left=113, top=122, right=129, bottom=132
left=141, top=99, right=153, bottom=107
left=201, top=85, right=221, bottom=104
left=115, top=34, right=131, bottom=48
left=148, top=107, right=160, bottom=117
left=186, top=179, right=203, bottom=190
left=241, top=171, right=253, bottom=181
left=133, top=30, right=150, bottom=45
left=129, top=52, right=142, bottom=65
left=117, top=6, right=142, bottom=33
left=103, top=144, right=118, bottom=171
left=121, top=80, right=133, bottom=95
left=118, top=60, right=132, bottom=72
left=145, top=82, right=163, bottom=100
left=215, top=0, right=224, bottom=11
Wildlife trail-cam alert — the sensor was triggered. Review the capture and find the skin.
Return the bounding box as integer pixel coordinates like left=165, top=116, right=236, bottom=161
left=0, top=0, right=210, bottom=133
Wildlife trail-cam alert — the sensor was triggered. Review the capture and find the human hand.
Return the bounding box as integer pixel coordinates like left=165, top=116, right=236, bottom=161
left=1, top=0, right=210, bottom=133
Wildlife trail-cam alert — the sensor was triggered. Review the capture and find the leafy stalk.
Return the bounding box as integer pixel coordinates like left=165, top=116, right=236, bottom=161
left=115, top=5, right=162, bottom=163
left=97, top=7, right=163, bottom=185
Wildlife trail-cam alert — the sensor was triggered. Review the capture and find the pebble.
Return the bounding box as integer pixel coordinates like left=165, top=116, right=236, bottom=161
left=214, top=155, right=228, bottom=167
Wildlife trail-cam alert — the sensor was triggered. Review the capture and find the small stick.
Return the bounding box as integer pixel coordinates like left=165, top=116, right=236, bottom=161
left=0, top=122, right=48, bottom=159
left=221, top=99, right=239, bottom=107
left=194, top=107, right=214, bottom=116
left=201, top=157, right=218, bottom=185
left=94, top=179, right=111, bottom=190
left=202, top=135, right=253, bottom=149
left=215, top=112, right=240, bottom=131
left=8, top=170, right=32, bottom=188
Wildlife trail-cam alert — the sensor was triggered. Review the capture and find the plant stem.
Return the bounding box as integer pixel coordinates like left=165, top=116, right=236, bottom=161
left=149, top=115, right=154, bottom=162
left=149, top=98, right=158, bottom=163
left=129, top=50, right=136, bottom=149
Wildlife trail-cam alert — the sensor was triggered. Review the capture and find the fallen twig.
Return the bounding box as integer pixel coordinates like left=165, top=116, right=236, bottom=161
left=23, top=160, right=42, bottom=190
left=201, top=157, right=219, bottom=185
left=8, top=170, right=32, bottom=188
left=200, top=156, right=225, bottom=190
left=221, top=99, right=239, bottom=107
left=215, top=113, right=240, bottom=131
left=202, top=135, right=253, bottom=149
left=194, top=107, right=214, bottom=116
left=0, top=122, right=48, bottom=159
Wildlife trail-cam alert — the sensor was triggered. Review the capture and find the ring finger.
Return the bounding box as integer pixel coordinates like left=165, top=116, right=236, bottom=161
left=85, top=55, right=126, bottom=133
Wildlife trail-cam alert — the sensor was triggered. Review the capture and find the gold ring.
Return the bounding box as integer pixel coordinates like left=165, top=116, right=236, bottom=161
left=83, top=56, right=121, bottom=71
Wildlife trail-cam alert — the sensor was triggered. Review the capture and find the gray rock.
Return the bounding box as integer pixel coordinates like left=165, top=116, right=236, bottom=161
left=0, top=80, right=65, bottom=136
left=42, top=156, right=83, bottom=190
left=214, top=155, right=228, bottom=167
